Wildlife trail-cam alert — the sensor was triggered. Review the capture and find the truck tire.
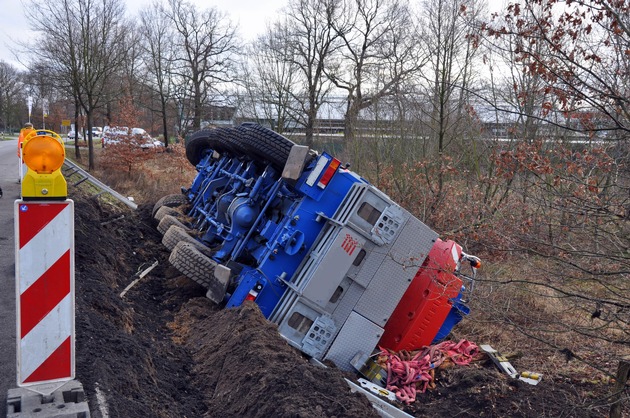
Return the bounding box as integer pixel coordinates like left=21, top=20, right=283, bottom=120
left=237, top=123, right=295, bottom=170
left=157, top=214, right=191, bottom=235
left=154, top=205, right=183, bottom=222
left=162, top=225, right=212, bottom=257
left=185, top=130, right=213, bottom=166
left=214, top=127, right=248, bottom=157
left=186, top=128, right=246, bottom=165
left=168, top=241, right=228, bottom=304
left=152, top=194, right=188, bottom=217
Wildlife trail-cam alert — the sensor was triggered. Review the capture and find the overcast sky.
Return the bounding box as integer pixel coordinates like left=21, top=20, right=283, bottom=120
left=1, top=0, right=506, bottom=70
left=0, top=0, right=287, bottom=69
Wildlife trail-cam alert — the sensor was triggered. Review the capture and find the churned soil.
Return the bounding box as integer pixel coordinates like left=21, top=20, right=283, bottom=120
left=73, top=189, right=376, bottom=418
left=71, top=187, right=618, bottom=418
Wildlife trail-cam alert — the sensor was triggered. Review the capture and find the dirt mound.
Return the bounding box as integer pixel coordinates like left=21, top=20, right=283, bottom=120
left=74, top=190, right=208, bottom=417
left=171, top=299, right=378, bottom=418
left=70, top=187, right=618, bottom=417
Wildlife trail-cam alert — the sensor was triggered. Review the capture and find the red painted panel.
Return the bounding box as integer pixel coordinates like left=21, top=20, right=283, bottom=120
left=380, top=239, right=463, bottom=351
left=18, top=202, right=67, bottom=249
left=23, top=337, right=71, bottom=383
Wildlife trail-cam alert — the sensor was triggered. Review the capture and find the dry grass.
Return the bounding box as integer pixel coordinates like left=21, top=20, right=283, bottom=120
left=456, top=257, right=629, bottom=386
left=90, top=143, right=196, bottom=205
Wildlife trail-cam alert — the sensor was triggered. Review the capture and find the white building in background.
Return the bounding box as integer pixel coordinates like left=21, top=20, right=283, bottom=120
left=197, top=94, right=616, bottom=144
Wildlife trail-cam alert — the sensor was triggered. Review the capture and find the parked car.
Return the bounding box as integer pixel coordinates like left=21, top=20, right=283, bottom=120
left=101, top=126, right=162, bottom=149
left=91, top=127, right=103, bottom=138
left=67, top=130, right=83, bottom=140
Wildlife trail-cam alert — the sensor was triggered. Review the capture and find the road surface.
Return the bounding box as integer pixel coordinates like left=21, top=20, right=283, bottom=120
left=0, top=137, right=20, bottom=418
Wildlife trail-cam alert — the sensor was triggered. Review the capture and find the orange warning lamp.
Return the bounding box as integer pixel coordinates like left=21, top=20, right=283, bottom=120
left=21, top=130, right=67, bottom=199
left=23, top=134, right=65, bottom=173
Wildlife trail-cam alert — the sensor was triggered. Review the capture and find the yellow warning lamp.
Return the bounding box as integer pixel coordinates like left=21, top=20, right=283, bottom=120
left=21, top=130, right=67, bottom=199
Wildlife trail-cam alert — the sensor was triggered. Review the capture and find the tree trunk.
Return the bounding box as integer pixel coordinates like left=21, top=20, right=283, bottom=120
left=304, top=117, right=314, bottom=148
left=304, top=100, right=316, bottom=148
left=610, top=360, right=630, bottom=418
left=344, top=102, right=359, bottom=143
left=86, top=111, right=94, bottom=170
left=161, top=96, right=169, bottom=147
left=73, top=102, right=82, bottom=162
left=193, top=75, right=202, bottom=130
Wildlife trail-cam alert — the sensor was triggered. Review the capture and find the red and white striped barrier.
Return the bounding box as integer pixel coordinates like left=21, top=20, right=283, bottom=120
left=15, top=200, right=75, bottom=390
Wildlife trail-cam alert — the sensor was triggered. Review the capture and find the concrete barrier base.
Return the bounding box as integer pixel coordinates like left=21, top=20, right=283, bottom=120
left=6, top=380, right=90, bottom=418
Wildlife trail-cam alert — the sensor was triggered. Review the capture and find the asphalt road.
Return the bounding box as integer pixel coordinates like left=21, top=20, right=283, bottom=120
left=0, top=137, right=20, bottom=418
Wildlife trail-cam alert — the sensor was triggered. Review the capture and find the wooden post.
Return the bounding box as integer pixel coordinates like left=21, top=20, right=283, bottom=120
left=610, top=360, right=630, bottom=418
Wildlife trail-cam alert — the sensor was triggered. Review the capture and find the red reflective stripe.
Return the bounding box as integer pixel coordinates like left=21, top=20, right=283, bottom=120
left=19, top=203, right=67, bottom=249
left=23, top=337, right=71, bottom=383
left=20, top=251, right=71, bottom=337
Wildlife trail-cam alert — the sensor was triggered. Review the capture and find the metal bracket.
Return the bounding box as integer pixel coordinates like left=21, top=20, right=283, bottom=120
left=282, top=145, right=310, bottom=181
left=480, top=344, right=542, bottom=385
left=315, top=211, right=343, bottom=226
left=480, top=344, right=518, bottom=378
left=277, top=272, right=302, bottom=295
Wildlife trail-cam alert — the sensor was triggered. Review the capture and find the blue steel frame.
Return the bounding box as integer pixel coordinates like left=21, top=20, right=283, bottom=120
left=180, top=144, right=365, bottom=318
left=176, top=127, right=470, bottom=338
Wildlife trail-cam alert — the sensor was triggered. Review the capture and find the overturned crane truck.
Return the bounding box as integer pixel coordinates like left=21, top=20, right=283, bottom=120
left=154, top=123, right=480, bottom=375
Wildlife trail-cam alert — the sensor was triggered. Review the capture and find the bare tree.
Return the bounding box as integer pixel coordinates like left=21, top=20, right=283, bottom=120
left=240, top=22, right=300, bottom=134
left=0, top=61, right=24, bottom=131
left=26, top=0, right=83, bottom=159
left=27, top=0, right=129, bottom=169
left=76, top=0, right=129, bottom=169
left=165, top=0, right=239, bottom=131
left=22, top=63, right=56, bottom=130
left=466, top=0, right=630, bottom=384
left=416, top=0, right=482, bottom=209
left=479, top=1, right=566, bottom=145
left=327, top=0, right=424, bottom=142
left=117, top=29, right=145, bottom=103
left=484, top=0, right=630, bottom=137
left=282, top=0, right=340, bottom=147
left=139, top=1, right=176, bottom=146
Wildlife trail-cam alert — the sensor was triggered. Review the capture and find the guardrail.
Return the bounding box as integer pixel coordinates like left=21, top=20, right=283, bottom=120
left=63, top=159, right=138, bottom=210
